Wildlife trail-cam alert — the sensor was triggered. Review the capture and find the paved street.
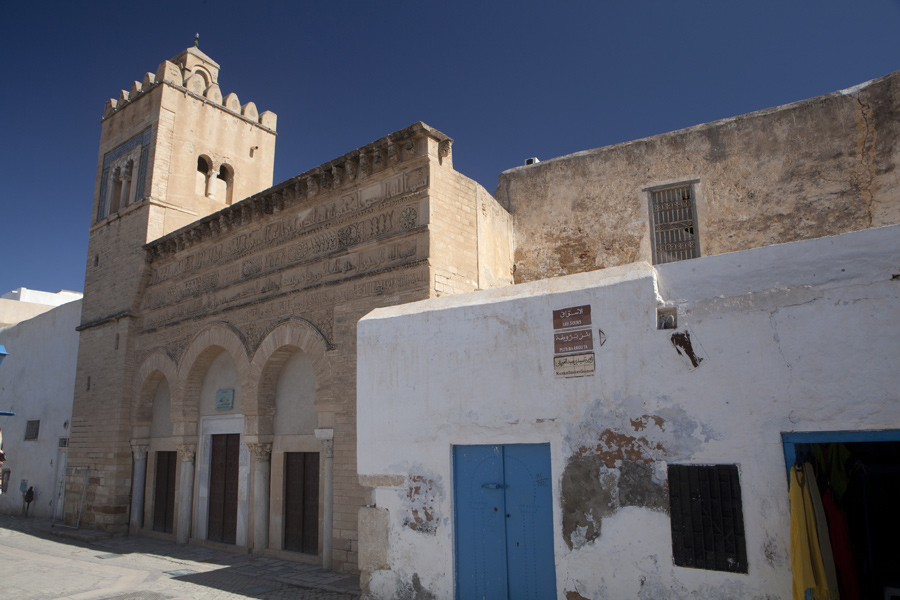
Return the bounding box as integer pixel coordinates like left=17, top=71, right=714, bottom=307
left=0, top=515, right=360, bottom=600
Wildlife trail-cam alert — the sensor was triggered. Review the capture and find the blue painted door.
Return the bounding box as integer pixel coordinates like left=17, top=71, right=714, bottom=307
left=454, top=444, right=556, bottom=600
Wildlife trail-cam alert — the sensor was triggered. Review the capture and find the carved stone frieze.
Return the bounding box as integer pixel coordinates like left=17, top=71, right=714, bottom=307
left=142, top=196, right=423, bottom=327
left=146, top=176, right=427, bottom=291
left=400, top=207, right=418, bottom=230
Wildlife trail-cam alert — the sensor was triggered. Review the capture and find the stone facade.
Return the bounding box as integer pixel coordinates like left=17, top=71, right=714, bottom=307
left=67, top=48, right=511, bottom=575
left=497, top=70, right=900, bottom=282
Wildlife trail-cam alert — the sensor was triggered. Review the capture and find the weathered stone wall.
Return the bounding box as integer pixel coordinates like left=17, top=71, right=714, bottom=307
left=357, top=224, right=900, bottom=598
left=497, top=70, right=900, bottom=283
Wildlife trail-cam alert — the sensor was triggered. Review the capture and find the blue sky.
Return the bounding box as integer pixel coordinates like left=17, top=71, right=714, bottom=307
left=1, top=1, right=898, bottom=296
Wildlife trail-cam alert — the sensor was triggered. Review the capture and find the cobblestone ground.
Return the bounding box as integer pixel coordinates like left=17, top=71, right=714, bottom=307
left=0, top=514, right=360, bottom=600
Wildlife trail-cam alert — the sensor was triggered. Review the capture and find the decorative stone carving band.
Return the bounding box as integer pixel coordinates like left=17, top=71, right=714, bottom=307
left=177, top=444, right=196, bottom=463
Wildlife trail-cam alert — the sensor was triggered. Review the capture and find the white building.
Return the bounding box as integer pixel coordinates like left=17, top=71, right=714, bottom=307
left=0, top=291, right=82, bottom=518
left=357, top=225, right=900, bottom=599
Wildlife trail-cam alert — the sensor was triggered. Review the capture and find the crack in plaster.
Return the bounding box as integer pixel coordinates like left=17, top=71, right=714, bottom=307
left=854, top=96, right=877, bottom=228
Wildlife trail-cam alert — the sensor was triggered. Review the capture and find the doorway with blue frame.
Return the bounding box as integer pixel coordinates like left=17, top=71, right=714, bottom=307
left=783, top=430, right=900, bottom=599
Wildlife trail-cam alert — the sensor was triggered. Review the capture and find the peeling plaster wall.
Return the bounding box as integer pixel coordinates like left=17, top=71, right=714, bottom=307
left=357, top=225, right=900, bottom=599
left=496, top=70, right=900, bottom=283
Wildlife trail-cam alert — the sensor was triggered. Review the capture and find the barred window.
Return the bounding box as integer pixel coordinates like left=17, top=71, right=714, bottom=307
left=24, top=420, right=40, bottom=441
left=649, top=183, right=700, bottom=264
left=667, top=464, right=747, bottom=573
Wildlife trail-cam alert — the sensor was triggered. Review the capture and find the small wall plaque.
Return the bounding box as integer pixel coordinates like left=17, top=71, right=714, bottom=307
left=216, top=389, right=234, bottom=411
left=554, top=353, right=595, bottom=378
left=554, top=329, right=594, bottom=354
left=553, top=305, right=592, bottom=330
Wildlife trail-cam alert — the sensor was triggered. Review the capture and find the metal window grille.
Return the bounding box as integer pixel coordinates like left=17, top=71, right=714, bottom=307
left=58, top=437, right=69, bottom=448
left=24, top=420, right=40, bottom=441
left=667, top=464, right=748, bottom=573
left=650, top=184, right=700, bottom=264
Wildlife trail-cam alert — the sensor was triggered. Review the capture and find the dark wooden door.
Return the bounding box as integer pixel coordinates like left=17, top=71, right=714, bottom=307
left=153, top=451, right=176, bottom=533
left=284, top=452, right=319, bottom=554
left=208, top=434, right=240, bottom=544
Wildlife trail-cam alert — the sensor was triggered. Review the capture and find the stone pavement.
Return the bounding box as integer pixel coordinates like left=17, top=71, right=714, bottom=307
left=0, top=514, right=360, bottom=600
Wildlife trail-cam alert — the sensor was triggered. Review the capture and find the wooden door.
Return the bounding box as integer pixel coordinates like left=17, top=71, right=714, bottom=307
left=207, top=434, right=240, bottom=544
left=453, top=444, right=557, bottom=599
left=284, top=452, right=319, bottom=554
left=153, top=451, right=176, bottom=533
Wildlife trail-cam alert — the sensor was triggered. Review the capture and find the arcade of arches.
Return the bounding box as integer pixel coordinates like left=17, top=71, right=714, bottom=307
left=130, top=320, right=336, bottom=563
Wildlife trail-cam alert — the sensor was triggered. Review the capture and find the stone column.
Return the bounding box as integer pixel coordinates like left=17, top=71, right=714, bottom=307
left=249, top=443, right=272, bottom=553
left=129, top=444, right=149, bottom=532
left=315, top=428, right=334, bottom=570
left=175, top=444, right=196, bottom=544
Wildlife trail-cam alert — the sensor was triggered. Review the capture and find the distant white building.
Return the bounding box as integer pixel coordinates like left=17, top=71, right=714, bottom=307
left=0, top=289, right=82, bottom=518
left=0, top=288, right=83, bottom=328
left=357, top=225, right=900, bottom=599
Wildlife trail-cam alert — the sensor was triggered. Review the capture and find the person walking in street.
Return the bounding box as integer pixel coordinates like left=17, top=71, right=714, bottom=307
left=23, top=486, right=34, bottom=516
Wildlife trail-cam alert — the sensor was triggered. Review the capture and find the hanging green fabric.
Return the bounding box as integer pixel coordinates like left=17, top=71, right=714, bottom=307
left=790, top=464, right=838, bottom=600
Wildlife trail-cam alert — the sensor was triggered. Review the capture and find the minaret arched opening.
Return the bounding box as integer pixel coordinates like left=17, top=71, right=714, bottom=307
left=197, top=155, right=213, bottom=198
left=217, top=163, right=234, bottom=205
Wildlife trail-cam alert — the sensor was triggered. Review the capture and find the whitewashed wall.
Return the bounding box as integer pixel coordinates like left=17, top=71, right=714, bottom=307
left=357, top=225, right=900, bottom=599
left=0, top=300, right=81, bottom=518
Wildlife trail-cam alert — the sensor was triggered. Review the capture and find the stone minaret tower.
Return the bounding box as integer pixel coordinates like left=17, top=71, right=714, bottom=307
left=67, top=47, right=277, bottom=532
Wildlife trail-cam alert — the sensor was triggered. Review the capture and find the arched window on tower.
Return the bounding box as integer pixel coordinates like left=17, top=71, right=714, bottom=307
left=110, top=167, right=123, bottom=214
left=122, top=160, right=134, bottom=207
left=197, top=155, right=213, bottom=198
left=218, top=163, right=234, bottom=205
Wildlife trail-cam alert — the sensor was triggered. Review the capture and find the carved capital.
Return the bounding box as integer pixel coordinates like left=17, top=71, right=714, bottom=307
left=176, top=444, right=196, bottom=463
left=248, top=443, right=272, bottom=462
left=131, top=445, right=149, bottom=461
left=320, top=438, right=334, bottom=459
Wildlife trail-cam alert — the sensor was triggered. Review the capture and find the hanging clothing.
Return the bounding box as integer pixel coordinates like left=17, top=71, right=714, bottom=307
left=814, top=443, right=853, bottom=504
left=790, top=464, right=838, bottom=600
left=804, top=462, right=840, bottom=595
left=823, top=489, right=861, bottom=600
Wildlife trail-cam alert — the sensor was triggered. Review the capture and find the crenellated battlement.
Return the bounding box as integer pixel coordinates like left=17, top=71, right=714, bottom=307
left=102, top=47, right=276, bottom=131
left=145, top=122, right=452, bottom=262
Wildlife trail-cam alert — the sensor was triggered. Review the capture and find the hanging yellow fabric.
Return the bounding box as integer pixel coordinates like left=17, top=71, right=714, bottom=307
left=790, top=464, right=838, bottom=600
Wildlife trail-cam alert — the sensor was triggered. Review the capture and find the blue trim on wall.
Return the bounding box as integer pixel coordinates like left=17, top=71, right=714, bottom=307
left=781, top=429, right=900, bottom=485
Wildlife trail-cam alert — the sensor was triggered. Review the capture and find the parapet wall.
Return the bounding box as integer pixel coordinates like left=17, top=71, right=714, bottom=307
left=497, top=69, right=900, bottom=282
left=102, top=51, right=276, bottom=132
